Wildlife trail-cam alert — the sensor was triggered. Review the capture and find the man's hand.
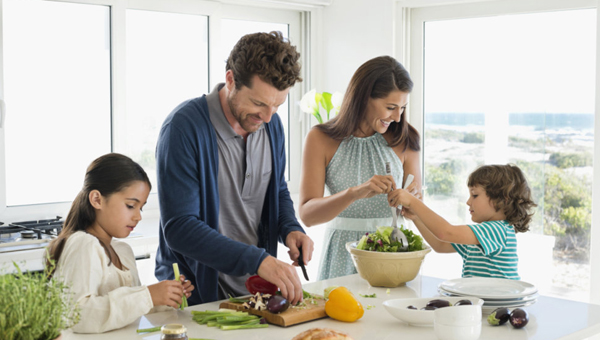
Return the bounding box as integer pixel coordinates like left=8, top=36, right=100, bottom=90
left=257, top=255, right=303, bottom=305
left=286, top=231, right=314, bottom=266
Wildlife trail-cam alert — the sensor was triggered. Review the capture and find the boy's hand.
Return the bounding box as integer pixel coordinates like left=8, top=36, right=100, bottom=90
left=401, top=206, right=419, bottom=221
left=387, top=188, right=413, bottom=208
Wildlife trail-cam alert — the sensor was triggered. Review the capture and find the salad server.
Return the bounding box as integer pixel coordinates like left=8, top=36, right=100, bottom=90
left=385, top=162, right=410, bottom=250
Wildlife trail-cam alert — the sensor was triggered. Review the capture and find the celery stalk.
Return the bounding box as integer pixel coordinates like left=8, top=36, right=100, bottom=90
left=136, top=326, right=161, bottom=333
left=173, top=263, right=188, bottom=309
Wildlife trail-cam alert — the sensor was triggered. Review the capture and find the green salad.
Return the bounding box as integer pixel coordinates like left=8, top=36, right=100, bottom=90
left=356, top=226, right=424, bottom=252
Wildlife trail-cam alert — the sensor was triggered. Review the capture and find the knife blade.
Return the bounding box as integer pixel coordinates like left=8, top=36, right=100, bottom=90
left=298, top=246, right=309, bottom=281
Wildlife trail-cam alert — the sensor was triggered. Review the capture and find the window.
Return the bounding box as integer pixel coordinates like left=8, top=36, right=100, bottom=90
left=3, top=0, right=111, bottom=206
left=0, top=0, right=305, bottom=219
left=123, top=9, right=209, bottom=190
left=407, top=1, right=597, bottom=302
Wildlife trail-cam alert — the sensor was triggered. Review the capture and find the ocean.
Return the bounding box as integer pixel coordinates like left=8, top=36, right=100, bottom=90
left=425, top=112, right=594, bottom=131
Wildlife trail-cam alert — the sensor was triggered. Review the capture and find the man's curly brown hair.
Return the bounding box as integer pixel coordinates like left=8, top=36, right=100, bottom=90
left=226, top=31, right=302, bottom=91
left=468, top=164, right=537, bottom=233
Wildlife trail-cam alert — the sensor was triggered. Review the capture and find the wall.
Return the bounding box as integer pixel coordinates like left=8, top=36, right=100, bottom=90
left=316, top=0, right=397, bottom=94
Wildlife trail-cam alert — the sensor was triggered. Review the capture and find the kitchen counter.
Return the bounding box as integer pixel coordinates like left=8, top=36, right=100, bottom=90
left=0, top=213, right=160, bottom=274
left=62, top=273, right=600, bottom=340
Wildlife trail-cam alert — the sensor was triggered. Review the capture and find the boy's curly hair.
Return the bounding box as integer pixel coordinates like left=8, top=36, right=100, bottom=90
left=468, top=164, right=537, bottom=233
left=226, top=31, right=302, bottom=91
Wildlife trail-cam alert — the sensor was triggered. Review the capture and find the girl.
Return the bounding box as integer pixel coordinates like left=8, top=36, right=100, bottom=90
left=299, top=56, right=422, bottom=280
left=388, top=164, right=536, bottom=279
left=47, top=153, right=194, bottom=333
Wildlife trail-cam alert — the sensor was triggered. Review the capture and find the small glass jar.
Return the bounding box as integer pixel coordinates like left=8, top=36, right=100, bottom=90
left=160, top=323, right=188, bottom=340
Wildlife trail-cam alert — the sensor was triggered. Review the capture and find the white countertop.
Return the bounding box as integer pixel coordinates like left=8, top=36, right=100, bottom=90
left=62, top=274, right=600, bottom=340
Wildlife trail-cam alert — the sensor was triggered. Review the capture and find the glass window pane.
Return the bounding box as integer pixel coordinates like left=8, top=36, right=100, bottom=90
left=219, top=19, right=290, bottom=180
left=422, top=9, right=596, bottom=301
left=3, top=0, right=111, bottom=206
left=123, top=10, right=209, bottom=189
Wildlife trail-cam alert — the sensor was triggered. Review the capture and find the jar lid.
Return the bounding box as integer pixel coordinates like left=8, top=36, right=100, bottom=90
left=161, top=323, right=187, bottom=334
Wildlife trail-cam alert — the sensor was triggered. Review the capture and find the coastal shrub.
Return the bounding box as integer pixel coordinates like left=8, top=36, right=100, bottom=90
left=543, top=166, right=591, bottom=257
left=509, top=136, right=554, bottom=152
left=425, top=128, right=464, bottom=142
left=424, top=166, right=455, bottom=195
left=424, top=160, right=468, bottom=196
left=462, top=132, right=484, bottom=144
left=549, top=152, right=592, bottom=169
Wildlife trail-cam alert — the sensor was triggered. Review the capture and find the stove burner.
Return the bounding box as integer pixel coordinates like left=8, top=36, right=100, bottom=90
left=0, top=216, right=63, bottom=242
left=20, top=230, right=36, bottom=239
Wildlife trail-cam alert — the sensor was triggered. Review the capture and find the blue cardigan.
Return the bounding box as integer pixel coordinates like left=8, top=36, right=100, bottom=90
left=154, top=96, right=305, bottom=305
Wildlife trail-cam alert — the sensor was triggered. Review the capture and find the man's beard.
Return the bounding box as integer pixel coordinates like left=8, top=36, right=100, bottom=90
left=227, top=93, right=260, bottom=133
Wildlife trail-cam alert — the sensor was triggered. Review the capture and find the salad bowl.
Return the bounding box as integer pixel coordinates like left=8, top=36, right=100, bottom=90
left=346, top=241, right=431, bottom=287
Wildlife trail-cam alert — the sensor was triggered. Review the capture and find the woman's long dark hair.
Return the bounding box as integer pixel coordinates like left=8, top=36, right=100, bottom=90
left=316, top=55, right=420, bottom=151
left=46, top=153, right=151, bottom=274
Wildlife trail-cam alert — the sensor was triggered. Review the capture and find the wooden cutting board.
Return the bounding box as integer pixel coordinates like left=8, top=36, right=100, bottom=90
left=219, top=295, right=328, bottom=327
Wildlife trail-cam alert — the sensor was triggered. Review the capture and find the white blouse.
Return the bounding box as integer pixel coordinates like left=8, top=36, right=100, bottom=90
left=55, top=231, right=157, bottom=333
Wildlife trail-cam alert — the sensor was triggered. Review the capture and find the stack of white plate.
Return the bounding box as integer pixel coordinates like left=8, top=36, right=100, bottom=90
left=438, top=277, right=538, bottom=314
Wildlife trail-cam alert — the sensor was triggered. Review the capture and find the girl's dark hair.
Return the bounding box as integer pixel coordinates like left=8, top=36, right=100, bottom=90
left=46, top=153, right=151, bottom=273
left=316, top=55, right=420, bottom=151
left=468, top=164, right=537, bottom=233
left=226, top=31, right=302, bottom=91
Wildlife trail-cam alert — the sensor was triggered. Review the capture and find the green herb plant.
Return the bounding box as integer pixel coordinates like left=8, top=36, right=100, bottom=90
left=0, top=260, right=80, bottom=340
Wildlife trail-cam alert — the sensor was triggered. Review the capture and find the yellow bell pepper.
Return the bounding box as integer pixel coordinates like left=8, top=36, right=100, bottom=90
left=325, top=286, right=364, bottom=322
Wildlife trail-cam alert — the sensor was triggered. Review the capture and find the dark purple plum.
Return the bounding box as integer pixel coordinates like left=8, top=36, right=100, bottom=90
left=407, top=305, right=418, bottom=310
left=509, top=308, right=529, bottom=328
left=487, top=307, right=510, bottom=326
left=426, top=299, right=451, bottom=309
left=454, top=299, right=473, bottom=306
left=421, top=305, right=437, bottom=311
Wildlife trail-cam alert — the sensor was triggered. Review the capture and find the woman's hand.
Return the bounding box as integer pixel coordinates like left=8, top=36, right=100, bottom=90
left=351, top=175, right=396, bottom=200
left=148, top=280, right=185, bottom=308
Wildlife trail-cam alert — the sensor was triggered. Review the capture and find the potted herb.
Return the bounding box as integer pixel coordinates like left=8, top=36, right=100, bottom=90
left=0, top=260, right=80, bottom=340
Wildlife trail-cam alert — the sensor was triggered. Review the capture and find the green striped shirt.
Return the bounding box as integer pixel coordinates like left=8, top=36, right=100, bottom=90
left=452, top=220, right=520, bottom=280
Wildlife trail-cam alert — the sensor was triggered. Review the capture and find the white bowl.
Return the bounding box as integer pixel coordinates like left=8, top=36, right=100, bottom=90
left=382, top=296, right=484, bottom=327
left=434, top=304, right=482, bottom=326
left=435, top=322, right=482, bottom=340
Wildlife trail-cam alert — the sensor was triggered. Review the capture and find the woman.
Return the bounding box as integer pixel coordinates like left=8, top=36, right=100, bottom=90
left=299, top=56, right=422, bottom=280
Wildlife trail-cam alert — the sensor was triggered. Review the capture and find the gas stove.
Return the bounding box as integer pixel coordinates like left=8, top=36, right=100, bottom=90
left=0, top=216, right=63, bottom=253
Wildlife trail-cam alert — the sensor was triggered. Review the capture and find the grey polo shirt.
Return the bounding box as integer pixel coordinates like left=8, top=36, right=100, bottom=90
left=206, top=84, right=272, bottom=297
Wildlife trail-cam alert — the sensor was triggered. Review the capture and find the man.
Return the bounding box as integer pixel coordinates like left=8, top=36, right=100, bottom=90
left=155, top=31, right=313, bottom=305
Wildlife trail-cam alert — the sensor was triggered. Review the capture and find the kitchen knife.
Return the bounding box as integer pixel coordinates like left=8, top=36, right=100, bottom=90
left=298, top=246, right=309, bottom=281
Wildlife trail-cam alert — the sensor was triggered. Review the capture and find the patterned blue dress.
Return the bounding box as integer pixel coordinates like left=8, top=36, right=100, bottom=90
left=317, top=133, right=405, bottom=280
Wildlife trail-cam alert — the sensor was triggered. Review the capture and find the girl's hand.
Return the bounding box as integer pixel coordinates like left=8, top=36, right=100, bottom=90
left=352, top=175, right=396, bottom=200
left=148, top=280, right=185, bottom=308
left=179, top=275, right=195, bottom=299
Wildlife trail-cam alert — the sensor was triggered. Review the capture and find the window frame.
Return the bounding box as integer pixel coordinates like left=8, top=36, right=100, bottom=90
left=398, top=0, right=600, bottom=304
left=0, top=0, right=309, bottom=220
